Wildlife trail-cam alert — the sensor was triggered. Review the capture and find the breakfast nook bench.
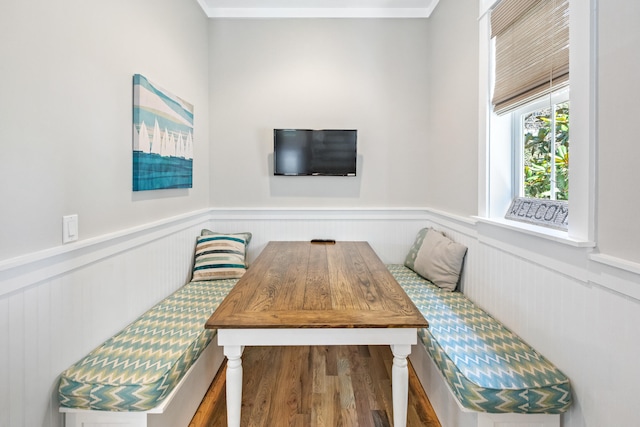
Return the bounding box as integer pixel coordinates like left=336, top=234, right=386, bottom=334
left=387, top=227, right=572, bottom=427
left=58, top=231, right=251, bottom=427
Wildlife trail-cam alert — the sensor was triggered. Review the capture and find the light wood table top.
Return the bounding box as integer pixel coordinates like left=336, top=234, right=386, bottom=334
left=205, top=241, right=428, bottom=330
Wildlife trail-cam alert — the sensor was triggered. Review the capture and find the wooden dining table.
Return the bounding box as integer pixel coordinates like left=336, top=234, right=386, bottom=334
left=205, top=241, right=428, bottom=427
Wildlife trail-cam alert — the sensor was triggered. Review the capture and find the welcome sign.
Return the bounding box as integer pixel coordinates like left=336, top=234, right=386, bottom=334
left=505, top=197, right=569, bottom=231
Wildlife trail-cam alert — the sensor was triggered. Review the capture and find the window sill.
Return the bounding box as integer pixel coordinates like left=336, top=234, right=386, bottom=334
left=473, top=216, right=595, bottom=248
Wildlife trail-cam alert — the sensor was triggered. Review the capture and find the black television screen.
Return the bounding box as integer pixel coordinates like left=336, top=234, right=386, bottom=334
left=273, top=129, right=357, bottom=176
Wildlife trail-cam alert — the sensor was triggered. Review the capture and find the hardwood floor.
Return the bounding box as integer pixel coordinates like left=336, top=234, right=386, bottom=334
left=189, top=345, right=441, bottom=427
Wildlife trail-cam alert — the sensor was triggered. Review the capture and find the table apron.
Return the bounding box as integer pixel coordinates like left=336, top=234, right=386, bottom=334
left=216, top=328, right=418, bottom=347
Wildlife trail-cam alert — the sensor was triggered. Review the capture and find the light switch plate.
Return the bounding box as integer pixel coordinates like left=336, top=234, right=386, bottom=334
left=63, top=214, right=78, bottom=244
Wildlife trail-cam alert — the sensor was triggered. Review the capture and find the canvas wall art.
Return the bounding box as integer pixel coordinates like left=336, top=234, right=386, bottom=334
left=132, top=74, right=193, bottom=191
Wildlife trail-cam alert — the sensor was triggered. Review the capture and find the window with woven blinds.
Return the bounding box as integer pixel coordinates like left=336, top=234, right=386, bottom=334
left=491, top=0, right=569, bottom=114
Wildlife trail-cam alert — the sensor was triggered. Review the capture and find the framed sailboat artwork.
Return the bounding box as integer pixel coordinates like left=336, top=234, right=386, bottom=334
left=132, top=74, right=193, bottom=191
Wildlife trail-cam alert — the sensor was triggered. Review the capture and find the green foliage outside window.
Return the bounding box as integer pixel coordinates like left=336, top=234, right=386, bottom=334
left=523, top=103, right=569, bottom=200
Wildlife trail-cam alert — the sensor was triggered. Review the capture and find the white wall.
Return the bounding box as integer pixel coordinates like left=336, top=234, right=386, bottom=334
left=2, top=1, right=640, bottom=427
left=207, top=19, right=430, bottom=208
left=0, top=0, right=211, bottom=425
left=0, top=0, right=211, bottom=261
left=597, top=0, right=640, bottom=264
left=421, top=0, right=640, bottom=426
left=425, top=0, right=479, bottom=217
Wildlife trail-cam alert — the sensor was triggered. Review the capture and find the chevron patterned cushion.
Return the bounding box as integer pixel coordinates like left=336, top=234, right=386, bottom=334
left=58, top=278, right=238, bottom=411
left=387, top=264, right=572, bottom=414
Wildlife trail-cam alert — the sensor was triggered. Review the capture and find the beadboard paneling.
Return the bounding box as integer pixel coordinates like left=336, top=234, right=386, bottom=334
left=0, top=208, right=431, bottom=427
left=208, top=208, right=433, bottom=265
left=424, top=216, right=640, bottom=427
left=2, top=208, right=640, bottom=427
left=0, top=216, right=210, bottom=427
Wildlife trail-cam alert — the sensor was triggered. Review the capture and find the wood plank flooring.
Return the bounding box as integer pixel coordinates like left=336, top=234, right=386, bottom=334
left=189, top=345, right=440, bottom=427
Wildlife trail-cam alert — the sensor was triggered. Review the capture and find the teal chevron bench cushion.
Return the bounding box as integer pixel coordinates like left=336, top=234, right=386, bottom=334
left=387, top=264, right=572, bottom=414
left=58, top=278, right=238, bottom=411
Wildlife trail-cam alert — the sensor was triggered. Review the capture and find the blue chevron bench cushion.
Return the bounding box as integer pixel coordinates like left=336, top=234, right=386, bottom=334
left=58, top=278, right=238, bottom=411
left=387, top=264, right=572, bottom=414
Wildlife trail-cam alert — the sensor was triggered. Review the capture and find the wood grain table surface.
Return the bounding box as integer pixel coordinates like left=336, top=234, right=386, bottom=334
left=205, top=241, right=428, bottom=330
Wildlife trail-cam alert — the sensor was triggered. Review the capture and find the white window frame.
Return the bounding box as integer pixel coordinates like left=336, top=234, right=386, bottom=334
left=477, top=0, right=596, bottom=246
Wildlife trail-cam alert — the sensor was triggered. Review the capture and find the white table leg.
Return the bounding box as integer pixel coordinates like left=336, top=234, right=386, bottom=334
left=224, top=345, right=244, bottom=427
left=391, top=344, right=411, bottom=427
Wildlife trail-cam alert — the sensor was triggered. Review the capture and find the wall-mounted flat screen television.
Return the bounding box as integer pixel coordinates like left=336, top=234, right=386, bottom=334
left=273, top=129, right=357, bottom=176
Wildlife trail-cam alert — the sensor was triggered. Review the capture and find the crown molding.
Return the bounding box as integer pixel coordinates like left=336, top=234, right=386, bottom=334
left=196, top=0, right=440, bottom=18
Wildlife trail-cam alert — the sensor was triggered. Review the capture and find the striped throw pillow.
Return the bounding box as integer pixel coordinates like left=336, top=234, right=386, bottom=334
left=200, top=229, right=252, bottom=266
left=192, top=234, right=248, bottom=280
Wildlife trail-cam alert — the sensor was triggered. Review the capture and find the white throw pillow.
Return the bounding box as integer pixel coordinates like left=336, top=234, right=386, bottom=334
left=413, top=228, right=467, bottom=291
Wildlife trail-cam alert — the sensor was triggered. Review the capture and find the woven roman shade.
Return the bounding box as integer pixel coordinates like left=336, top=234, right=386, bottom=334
left=491, top=0, right=569, bottom=114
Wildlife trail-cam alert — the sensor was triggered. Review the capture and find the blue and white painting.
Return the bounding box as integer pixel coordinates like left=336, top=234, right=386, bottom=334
left=132, top=74, right=193, bottom=191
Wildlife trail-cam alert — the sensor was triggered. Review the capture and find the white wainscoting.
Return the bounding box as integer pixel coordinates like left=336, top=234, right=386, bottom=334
left=0, top=208, right=431, bottom=427
left=421, top=211, right=640, bottom=427
left=1, top=207, right=639, bottom=427
left=207, top=208, right=435, bottom=265
left=0, top=211, right=211, bottom=427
